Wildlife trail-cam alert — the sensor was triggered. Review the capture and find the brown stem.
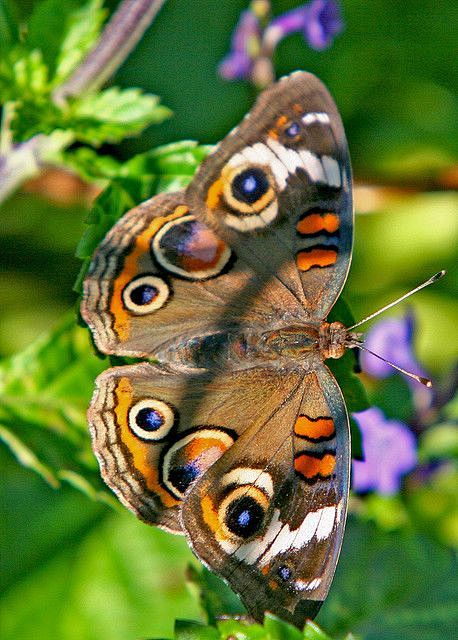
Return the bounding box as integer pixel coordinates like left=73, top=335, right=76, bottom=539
left=52, top=0, right=167, bottom=104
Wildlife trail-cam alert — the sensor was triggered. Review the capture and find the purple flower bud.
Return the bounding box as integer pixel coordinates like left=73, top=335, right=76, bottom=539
left=265, top=0, right=344, bottom=53
left=304, top=0, right=344, bottom=50
left=352, top=408, right=418, bottom=495
left=218, top=10, right=261, bottom=81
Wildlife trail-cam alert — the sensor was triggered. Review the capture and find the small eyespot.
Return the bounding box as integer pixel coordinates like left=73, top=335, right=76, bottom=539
left=231, top=167, right=270, bottom=205
left=277, top=565, right=292, bottom=582
left=128, top=398, right=175, bottom=441
left=285, top=122, right=300, bottom=137
left=122, top=275, right=169, bottom=314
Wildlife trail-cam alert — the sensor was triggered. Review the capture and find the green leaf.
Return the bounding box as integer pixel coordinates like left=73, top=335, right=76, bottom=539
left=302, top=620, right=334, bottom=640
left=186, top=565, right=245, bottom=624
left=217, top=619, right=267, bottom=640
left=0, top=48, right=50, bottom=102
left=263, top=614, right=303, bottom=640
left=74, top=141, right=211, bottom=293
left=0, top=313, right=111, bottom=501
left=26, top=0, right=90, bottom=73
left=58, top=146, right=123, bottom=182
left=175, top=620, right=219, bottom=640
left=0, top=0, right=19, bottom=55
left=53, top=0, right=106, bottom=84
left=66, top=87, right=172, bottom=145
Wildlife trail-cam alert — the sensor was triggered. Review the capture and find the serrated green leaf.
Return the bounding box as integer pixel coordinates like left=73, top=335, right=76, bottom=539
left=66, top=87, right=171, bottom=145
left=0, top=313, right=111, bottom=501
left=53, top=0, right=106, bottom=84
left=174, top=619, right=219, bottom=640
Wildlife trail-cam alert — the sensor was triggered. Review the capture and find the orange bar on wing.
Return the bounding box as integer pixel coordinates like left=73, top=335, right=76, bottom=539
left=295, top=415, right=335, bottom=440
left=296, top=247, right=337, bottom=271
left=294, top=453, right=336, bottom=480
left=296, top=212, right=340, bottom=235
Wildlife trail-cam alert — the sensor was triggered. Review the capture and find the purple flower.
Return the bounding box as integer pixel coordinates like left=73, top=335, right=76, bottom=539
left=219, top=10, right=262, bottom=81
left=352, top=408, right=418, bottom=495
left=361, top=312, right=432, bottom=412
left=265, top=0, right=344, bottom=52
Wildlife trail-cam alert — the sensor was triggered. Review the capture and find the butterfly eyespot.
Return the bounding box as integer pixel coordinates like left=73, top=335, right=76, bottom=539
left=277, top=565, right=293, bottom=582
left=128, top=398, right=176, bottom=441
left=218, top=485, right=269, bottom=541
left=161, top=428, right=236, bottom=500
left=122, top=275, right=170, bottom=314
left=231, top=168, right=270, bottom=205
left=152, top=214, right=232, bottom=280
left=285, top=122, right=300, bottom=137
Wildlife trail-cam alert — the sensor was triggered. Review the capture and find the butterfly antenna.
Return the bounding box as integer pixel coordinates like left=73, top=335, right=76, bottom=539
left=347, top=270, right=446, bottom=331
left=349, top=341, right=432, bottom=387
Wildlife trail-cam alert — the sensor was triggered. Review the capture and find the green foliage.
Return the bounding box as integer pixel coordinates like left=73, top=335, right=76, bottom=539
left=0, top=313, right=111, bottom=502
left=0, top=0, right=170, bottom=159
left=172, top=614, right=351, bottom=640
left=317, top=517, right=458, bottom=639
left=53, top=0, right=106, bottom=84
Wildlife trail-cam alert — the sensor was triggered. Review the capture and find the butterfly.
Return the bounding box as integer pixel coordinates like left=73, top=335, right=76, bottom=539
left=81, top=71, right=355, bottom=628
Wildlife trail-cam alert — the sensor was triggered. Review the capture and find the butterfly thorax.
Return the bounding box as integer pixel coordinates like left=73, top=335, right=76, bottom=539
left=157, top=321, right=347, bottom=368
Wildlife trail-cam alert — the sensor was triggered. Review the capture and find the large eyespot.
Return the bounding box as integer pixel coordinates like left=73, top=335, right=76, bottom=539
left=151, top=214, right=231, bottom=280
left=231, top=168, right=270, bottom=205
left=219, top=485, right=269, bottom=540
left=161, top=428, right=235, bottom=499
left=222, top=165, right=275, bottom=214
left=122, top=275, right=170, bottom=314
left=128, top=398, right=176, bottom=441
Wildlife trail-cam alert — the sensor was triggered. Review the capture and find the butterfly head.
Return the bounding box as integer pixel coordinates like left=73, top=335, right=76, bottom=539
left=319, top=321, right=351, bottom=360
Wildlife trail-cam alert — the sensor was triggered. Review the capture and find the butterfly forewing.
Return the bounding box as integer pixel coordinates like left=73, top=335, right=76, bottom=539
left=81, top=191, right=304, bottom=361
left=186, top=71, right=353, bottom=319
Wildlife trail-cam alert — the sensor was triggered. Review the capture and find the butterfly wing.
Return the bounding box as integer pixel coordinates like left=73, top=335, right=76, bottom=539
left=186, top=70, right=353, bottom=319
left=88, top=361, right=303, bottom=533
left=81, top=191, right=304, bottom=359
left=181, top=364, right=349, bottom=627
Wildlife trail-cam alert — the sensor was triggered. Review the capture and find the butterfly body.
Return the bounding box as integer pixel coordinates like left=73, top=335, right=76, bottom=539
left=82, top=71, right=354, bottom=628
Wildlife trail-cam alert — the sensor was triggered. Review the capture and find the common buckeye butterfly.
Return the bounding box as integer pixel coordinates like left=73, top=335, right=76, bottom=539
left=82, top=71, right=356, bottom=627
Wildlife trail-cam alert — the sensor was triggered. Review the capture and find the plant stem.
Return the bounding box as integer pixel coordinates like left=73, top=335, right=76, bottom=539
left=52, top=0, right=167, bottom=104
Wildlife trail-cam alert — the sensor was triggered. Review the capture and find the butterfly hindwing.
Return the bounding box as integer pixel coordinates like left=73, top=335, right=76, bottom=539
left=181, top=364, right=349, bottom=626
left=88, top=361, right=303, bottom=532
left=81, top=191, right=304, bottom=360
left=186, top=70, right=353, bottom=319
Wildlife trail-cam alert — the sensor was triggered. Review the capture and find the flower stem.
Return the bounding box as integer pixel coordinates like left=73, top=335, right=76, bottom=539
left=52, top=0, right=167, bottom=103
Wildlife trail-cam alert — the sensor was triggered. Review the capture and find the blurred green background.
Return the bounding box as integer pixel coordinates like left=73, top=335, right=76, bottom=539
left=1, top=1, right=457, bottom=639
